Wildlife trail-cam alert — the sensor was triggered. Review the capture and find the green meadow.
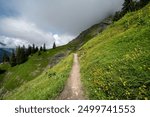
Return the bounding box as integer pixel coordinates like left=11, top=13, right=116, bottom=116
left=79, top=4, right=150, bottom=99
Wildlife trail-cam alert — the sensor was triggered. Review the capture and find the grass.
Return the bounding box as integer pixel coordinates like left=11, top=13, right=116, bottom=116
left=4, top=54, right=73, bottom=99
left=78, top=4, right=150, bottom=100
left=0, top=45, right=71, bottom=98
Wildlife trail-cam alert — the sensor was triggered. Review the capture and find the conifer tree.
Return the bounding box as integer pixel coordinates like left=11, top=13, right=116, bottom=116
left=15, top=46, right=27, bottom=65
left=16, top=46, right=21, bottom=64
left=140, top=0, right=150, bottom=7
left=43, top=43, right=46, bottom=51
left=32, top=44, right=35, bottom=54
left=53, top=42, right=56, bottom=49
left=122, top=0, right=135, bottom=13
left=27, top=45, right=32, bottom=56
left=21, top=45, right=27, bottom=63
left=35, top=46, right=39, bottom=52
left=40, top=46, right=43, bottom=51
left=114, top=0, right=138, bottom=21
left=10, top=50, right=16, bottom=67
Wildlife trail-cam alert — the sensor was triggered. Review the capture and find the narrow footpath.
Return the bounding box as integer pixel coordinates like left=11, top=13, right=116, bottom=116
left=58, top=53, right=85, bottom=100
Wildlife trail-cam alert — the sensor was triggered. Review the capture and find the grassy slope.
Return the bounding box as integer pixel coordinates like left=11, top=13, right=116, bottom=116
left=4, top=54, right=73, bottom=99
left=79, top=4, right=150, bottom=99
left=0, top=45, right=70, bottom=98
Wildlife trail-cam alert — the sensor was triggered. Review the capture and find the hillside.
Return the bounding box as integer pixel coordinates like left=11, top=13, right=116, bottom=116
left=1, top=3, right=150, bottom=100
left=0, top=46, right=71, bottom=99
left=4, top=54, right=73, bottom=99
left=68, top=17, right=112, bottom=51
left=78, top=3, right=150, bottom=99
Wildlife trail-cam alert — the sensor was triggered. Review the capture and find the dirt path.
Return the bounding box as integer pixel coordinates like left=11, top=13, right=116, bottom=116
left=57, top=53, right=85, bottom=100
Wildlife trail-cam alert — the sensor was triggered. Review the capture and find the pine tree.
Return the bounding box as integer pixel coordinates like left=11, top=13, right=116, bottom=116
left=32, top=44, right=35, bottom=54
left=16, top=46, right=27, bottom=65
left=122, top=0, right=135, bottom=13
left=35, top=46, right=39, bottom=53
left=43, top=43, right=46, bottom=51
left=40, top=46, right=43, bottom=51
left=27, top=45, right=32, bottom=56
left=53, top=42, right=56, bottom=49
left=21, top=45, right=27, bottom=63
left=16, top=46, right=21, bottom=64
left=113, top=11, right=121, bottom=21
left=140, top=0, right=150, bottom=7
left=113, top=0, right=150, bottom=22
left=10, top=50, right=16, bottom=67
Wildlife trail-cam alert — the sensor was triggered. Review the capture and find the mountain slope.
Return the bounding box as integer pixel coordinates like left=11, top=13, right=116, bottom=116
left=78, top=3, right=150, bottom=99
left=2, top=3, right=150, bottom=100
left=68, top=17, right=112, bottom=51
left=1, top=17, right=112, bottom=100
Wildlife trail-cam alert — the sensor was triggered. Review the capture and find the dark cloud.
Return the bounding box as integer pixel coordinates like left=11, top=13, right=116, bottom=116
left=16, top=0, right=123, bottom=34
left=0, top=0, right=123, bottom=48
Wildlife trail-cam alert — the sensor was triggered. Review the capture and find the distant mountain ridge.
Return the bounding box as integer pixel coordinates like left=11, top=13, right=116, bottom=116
left=0, top=42, right=6, bottom=46
left=68, top=16, right=113, bottom=50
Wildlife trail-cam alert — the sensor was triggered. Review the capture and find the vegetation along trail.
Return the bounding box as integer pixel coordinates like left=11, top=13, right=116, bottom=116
left=58, top=53, right=85, bottom=100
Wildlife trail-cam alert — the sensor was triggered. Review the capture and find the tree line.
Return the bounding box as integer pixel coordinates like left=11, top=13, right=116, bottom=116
left=2, top=42, right=57, bottom=67
left=2, top=43, right=47, bottom=67
left=113, top=0, right=150, bottom=21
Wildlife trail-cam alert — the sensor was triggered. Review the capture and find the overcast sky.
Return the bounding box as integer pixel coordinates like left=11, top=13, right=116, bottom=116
left=0, top=0, right=123, bottom=48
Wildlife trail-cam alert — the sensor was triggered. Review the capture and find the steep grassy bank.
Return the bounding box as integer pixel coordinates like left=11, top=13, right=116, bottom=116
left=4, top=54, right=73, bottom=99
left=79, top=4, right=150, bottom=99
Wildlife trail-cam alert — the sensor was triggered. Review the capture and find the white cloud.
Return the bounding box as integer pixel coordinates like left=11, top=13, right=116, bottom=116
left=0, top=17, right=74, bottom=48
left=53, top=34, right=75, bottom=46
left=0, top=36, right=30, bottom=48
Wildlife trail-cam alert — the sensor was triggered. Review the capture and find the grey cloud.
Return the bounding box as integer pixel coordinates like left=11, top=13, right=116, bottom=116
left=16, top=0, right=123, bottom=34
left=0, top=0, right=123, bottom=48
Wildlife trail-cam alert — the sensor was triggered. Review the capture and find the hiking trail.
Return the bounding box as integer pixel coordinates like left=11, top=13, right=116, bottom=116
left=58, top=53, right=85, bottom=100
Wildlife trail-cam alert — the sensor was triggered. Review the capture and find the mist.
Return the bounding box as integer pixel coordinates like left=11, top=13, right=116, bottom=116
left=0, top=0, right=124, bottom=48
